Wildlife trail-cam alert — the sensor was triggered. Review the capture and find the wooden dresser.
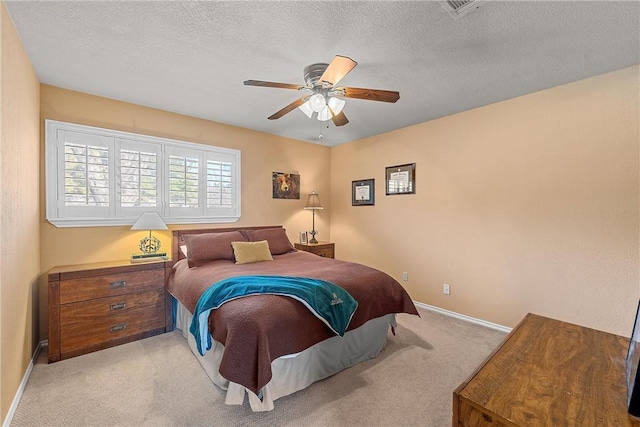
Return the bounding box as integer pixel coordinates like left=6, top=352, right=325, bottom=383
left=453, top=313, right=638, bottom=426
left=294, top=242, right=335, bottom=258
left=48, top=259, right=171, bottom=362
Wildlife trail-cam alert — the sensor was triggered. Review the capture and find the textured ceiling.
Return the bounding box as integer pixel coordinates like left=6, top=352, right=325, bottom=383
left=5, top=1, right=640, bottom=147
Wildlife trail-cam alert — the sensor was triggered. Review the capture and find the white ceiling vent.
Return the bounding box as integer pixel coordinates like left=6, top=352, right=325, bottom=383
left=438, top=0, right=488, bottom=19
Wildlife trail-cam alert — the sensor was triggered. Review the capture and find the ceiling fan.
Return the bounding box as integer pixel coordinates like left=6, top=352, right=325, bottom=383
left=243, top=55, right=400, bottom=127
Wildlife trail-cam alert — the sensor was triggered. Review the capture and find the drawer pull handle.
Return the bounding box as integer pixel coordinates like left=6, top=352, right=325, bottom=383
left=109, top=280, right=126, bottom=289
left=110, top=302, right=126, bottom=311
left=110, top=323, right=127, bottom=333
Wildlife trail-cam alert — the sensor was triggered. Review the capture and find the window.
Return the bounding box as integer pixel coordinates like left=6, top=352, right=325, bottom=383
left=64, top=142, right=110, bottom=206
left=46, top=120, right=241, bottom=227
left=120, top=148, right=158, bottom=208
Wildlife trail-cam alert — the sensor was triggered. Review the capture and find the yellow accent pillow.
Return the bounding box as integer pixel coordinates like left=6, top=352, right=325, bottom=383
left=231, top=240, right=273, bottom=265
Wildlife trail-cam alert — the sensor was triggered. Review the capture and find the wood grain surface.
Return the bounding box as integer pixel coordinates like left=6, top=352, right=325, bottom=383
left=58, top=268, right=164, bottom=304
left=48, top=260, right=168, bottom=362
left=60, top=290, right=165, bottom=354
left=454, top=313, right=639, bottom=426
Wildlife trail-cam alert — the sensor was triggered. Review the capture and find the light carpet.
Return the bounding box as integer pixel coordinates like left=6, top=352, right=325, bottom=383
left=10, top=307, right=506, bottom=426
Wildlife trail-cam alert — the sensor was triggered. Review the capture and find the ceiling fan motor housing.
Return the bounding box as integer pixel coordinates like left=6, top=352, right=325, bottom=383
left=303, top=63, right=329, bottom=87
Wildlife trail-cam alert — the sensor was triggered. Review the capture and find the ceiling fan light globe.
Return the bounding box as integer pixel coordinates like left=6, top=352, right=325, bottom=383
left=298, top=101, right=313, bottom=118
left=309, top=93, right=326, bottom=113
left=328, top=97, right=346, bottom=115
left=317, top=106, right=331, bottom=121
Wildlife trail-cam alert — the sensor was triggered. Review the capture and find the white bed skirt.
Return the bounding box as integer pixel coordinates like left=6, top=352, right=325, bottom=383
left=175, top=301, right=396, bottom=411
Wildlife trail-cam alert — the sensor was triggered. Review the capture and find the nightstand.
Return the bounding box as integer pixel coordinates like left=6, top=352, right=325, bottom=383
left=48, top=259, right=171, bottom=362
left=294, top=242, right=335, bottom=259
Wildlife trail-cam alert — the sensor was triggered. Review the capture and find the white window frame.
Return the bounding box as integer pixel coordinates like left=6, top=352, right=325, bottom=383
left=45, top=120, right=241, bottom=227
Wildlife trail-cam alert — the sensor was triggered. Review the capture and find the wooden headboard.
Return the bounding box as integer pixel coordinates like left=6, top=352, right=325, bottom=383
left=170, top=225, right=284, bottom=262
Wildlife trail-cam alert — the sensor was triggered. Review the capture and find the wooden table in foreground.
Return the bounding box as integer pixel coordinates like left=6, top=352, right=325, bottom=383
left=453, top=313, right=639, bottom=426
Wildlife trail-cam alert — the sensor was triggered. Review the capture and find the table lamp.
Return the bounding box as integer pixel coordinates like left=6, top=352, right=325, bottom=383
left=304, top=191, right=323, bottom=244
left=130, top=212, right=168, bottom=255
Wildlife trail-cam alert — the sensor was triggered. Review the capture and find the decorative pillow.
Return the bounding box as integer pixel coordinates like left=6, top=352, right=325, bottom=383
left=231, top=240, right=273, bottom=265
left=182, top=231, right=247, bottom=268
left=243, top=228, right=294, bottom=255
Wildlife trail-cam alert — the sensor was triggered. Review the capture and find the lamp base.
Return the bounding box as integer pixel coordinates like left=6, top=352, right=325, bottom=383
left=139, top=235, right=162, bottom=254
left=131, top=252, right=167, bottom=259
left=130, top=254, right=168, bottom=263
left=309, top=230, right=318, bottom=244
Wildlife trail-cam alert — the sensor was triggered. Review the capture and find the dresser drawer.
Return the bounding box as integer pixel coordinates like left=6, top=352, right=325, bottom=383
left=314, top=247, right=334, bottom=258
left=60, top=290, right=165, bottom=354
left=59, top=268, right=164, bottom=304
left=294, top=242, right=335, bottom=259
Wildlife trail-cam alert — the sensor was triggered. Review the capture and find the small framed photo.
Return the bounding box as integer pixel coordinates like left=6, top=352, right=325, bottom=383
left=352, top=179, right=375, bottom=206
left=299, top=231, right=308, bottom=244
left=386, top=163, right=416, bottom=195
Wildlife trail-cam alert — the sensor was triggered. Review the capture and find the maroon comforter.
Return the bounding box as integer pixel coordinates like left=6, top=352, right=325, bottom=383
left=167, top=250, right=418, bottom=395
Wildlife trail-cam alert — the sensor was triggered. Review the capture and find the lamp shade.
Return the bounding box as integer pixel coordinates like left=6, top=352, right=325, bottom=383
left=298, top=100, right=314, bottom=118
left=299, top=96, right=346, bottom=121
left=328, top=96, right=345, bottom=115
left=309, top=93, right=326, bottom=113
left=304, top=192, right=323, bottom=210
left=131, top=212, right=168, bottom=230
left=317, top=106, right=331, bottom=122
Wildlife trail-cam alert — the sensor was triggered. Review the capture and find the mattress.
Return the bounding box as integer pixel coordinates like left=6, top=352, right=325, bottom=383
left=175, top=300, right=396, bottom=411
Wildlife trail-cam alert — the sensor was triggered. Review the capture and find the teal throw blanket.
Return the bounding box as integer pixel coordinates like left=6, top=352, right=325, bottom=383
left=189, top=275, right=358, bottom=356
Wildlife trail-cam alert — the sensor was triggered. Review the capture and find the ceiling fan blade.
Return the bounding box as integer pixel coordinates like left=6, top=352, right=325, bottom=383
left=340, top=87, right=400, bottom=103
left=268, top=97, right=307, bottom=120
left=244, top=80, right=305, bottom=90
left=320, top=55, right=357, bottom=87
left=331, top=110, right=349, bottom=127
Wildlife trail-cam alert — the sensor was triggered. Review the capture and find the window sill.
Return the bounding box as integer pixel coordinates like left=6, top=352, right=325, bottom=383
left=46, top=216, right=241, bottom=228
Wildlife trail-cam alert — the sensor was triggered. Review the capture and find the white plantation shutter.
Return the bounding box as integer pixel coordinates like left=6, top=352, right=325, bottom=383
left=165, top=145, right=201, bottom=219
left=169, top=155, right=199, bottom=208
left=46, top=121, right=241, bottom=227
left=57, top=130, right=113, bottom=219
left=120, top=149, right=157, bottom=207
left=206, top=160, right=232, bottom=208
left=116, top=139, right=162, bottom=217
left=204, top=151, right=239, bottom=218
left=64, top=143, right=110, bottom=207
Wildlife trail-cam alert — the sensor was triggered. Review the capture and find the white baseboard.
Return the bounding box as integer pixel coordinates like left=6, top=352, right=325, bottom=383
left=413, top=301, right=512, bottom=334
left=2, top=340, right=48, bottom=427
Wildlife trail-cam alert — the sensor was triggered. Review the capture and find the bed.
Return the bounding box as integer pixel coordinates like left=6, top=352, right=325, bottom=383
left=166, top=226, right=419, bottom=411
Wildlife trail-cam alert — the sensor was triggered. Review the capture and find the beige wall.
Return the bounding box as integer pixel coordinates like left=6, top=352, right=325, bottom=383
left=330, top=66, right=639, bottom=337
left=2, top=18, right=637, bottom=419
left=39, top=85, right=331, bottom=339
left=0, top=2, right=41, bottom=423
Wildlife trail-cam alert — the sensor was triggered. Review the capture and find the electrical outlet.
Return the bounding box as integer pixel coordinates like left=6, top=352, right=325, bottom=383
left=443, top=284, right=450, bottom=295
left=402, top=272, right=409, bottom=281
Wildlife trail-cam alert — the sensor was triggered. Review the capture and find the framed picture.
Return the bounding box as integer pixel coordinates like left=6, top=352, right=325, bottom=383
left=386, top=163, right=415, bottom=195
left=627, top=299, right=640, bottom=417
left=272, top=172, right=300, bottom=199
left=352, top=179, right=375, bottom=206
left=299, top=231, right=308, bottom=244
